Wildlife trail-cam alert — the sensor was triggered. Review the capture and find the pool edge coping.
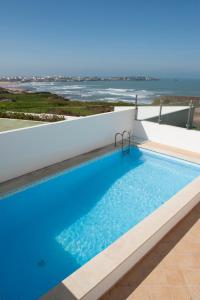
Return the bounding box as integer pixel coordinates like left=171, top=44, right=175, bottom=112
left=42, top=146, right=200, bottom=300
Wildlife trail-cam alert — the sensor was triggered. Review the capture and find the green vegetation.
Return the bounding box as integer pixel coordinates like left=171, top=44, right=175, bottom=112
left=0, top=88, right=133, bottom=117
left=0, top=111, right=65, bottom=122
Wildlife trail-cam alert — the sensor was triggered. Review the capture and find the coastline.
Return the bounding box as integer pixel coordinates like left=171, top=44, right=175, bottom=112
left=1, top=83, right=200, bottom=105
left=0, top=85, right=200, bottom=129
left=1, top=79, right=200, bottom=104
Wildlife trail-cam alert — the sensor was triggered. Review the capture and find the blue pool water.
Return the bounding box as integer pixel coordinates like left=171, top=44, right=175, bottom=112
left=0, top=147, right=200, bottom=299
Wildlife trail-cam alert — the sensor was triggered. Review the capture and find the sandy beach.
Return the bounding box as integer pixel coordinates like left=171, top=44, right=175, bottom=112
left=0, top=81, right=25, bottom=93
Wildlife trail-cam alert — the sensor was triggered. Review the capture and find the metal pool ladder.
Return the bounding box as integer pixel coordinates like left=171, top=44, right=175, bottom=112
left=115, top=130, right=131, bottom=154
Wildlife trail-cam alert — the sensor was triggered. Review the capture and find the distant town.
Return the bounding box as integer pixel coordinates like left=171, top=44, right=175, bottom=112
left=0, top=75, right=160, bottom=83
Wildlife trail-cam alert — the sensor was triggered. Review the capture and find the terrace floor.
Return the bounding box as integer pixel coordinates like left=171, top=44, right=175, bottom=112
left=101, top=201, right=200, bottom=300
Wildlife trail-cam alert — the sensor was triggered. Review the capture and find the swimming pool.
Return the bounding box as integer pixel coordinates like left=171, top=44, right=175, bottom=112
left=0, top=146, right=200, bottom=299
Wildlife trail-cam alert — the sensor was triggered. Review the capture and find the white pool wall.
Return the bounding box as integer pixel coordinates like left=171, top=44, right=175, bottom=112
left=0, top=109, right=134, bottom=183
left=134, top=120, right=200, bottom=153
left=1, top=105, right=200, bottom=183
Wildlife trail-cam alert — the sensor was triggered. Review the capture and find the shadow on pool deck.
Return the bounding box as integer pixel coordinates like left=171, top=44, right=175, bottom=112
left=101, top=202, right=200, bottom=300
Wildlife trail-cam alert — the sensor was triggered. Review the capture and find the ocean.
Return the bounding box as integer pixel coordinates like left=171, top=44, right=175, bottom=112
left=16, top=78, right=200, bottom=104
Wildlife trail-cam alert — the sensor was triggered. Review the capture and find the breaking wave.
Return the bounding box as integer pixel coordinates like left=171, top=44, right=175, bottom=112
left=17, top=82, right=161, bottom=103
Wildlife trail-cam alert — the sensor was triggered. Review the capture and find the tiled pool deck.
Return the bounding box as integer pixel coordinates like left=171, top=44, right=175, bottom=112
left=1, top=140, right=200, bottom=300
left=101, top=201, right=200, bottom=300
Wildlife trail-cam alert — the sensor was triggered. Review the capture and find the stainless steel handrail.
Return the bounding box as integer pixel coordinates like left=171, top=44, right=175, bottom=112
left=115, top=131, right=131, bottom=154
left=115, top=132, right=123, bottom=147
left=122, top=130, right=131, bottom=153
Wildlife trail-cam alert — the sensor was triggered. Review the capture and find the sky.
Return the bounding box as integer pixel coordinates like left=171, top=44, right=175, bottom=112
left=0, top=0, right=200, bottom=77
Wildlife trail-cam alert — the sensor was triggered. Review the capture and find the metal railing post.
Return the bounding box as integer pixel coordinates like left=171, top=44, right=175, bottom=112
left=134, top=94, right=138, bottom=120
left=186, top=100, right=194, bottom=129
left=190, top=102, right=195, bottom=128
left=158, top=100, right=163, bottom=124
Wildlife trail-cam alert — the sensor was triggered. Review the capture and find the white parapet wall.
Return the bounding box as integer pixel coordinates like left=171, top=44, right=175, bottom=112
left=134, top=120, right=200, bottom=153
left=0, top=109, right=134, bottom=183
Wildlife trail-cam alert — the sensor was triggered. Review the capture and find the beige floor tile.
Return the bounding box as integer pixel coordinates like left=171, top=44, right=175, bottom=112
left=175, top=254, right=200, bottom=269
left=170, top=286, right=191, bottom=300
left=147, top=286, right=173, bottom=300
left=102, top=203, right=200, bottom=300
left=165, top=268, right=186, bottom=286
left=183, top=270, right=200, bottom=285
left=187, top=285, right=200, bottom=300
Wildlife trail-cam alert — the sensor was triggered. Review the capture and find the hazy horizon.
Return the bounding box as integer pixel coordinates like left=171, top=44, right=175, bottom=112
left=1, top=74, right=200, bottom=80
